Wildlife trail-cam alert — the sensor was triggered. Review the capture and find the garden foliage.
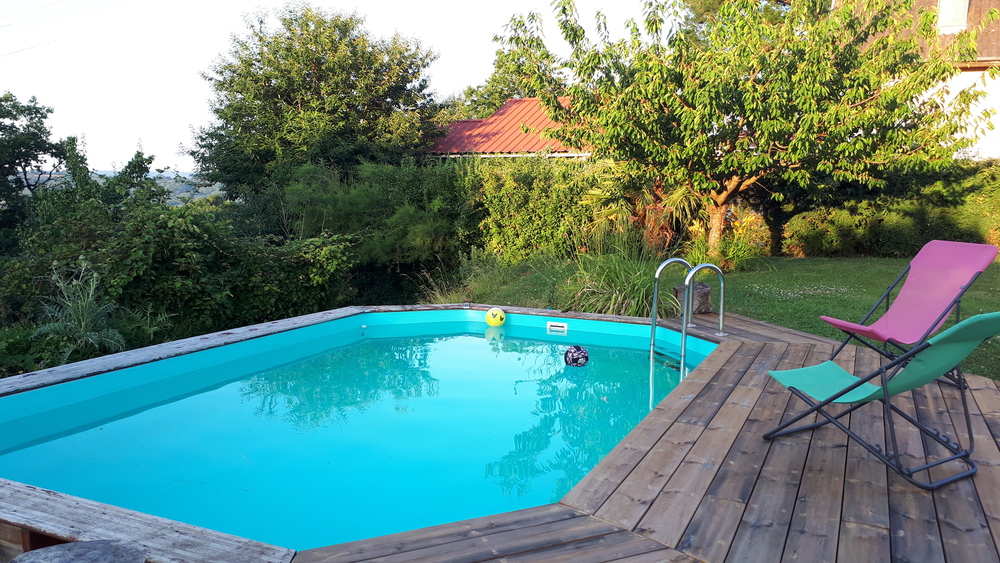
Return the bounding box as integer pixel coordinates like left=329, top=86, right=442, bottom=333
left=0, top=148, right=353, bottom=373
left=501, top=0, right=998, bottom=257
left=464, top=156, right=596, bottom=264
left=782, top=162, right=1000, bottom=257
left=192, top=2, right=437, bottom=198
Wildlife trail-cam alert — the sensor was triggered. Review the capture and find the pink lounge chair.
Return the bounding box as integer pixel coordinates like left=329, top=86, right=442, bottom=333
left=822, top=240, right=997, bottom=361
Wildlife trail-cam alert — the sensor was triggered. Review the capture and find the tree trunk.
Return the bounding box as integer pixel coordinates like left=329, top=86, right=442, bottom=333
left=760, top=208, right=785, bottom=257
left=706, top=203, right=728, bottom=261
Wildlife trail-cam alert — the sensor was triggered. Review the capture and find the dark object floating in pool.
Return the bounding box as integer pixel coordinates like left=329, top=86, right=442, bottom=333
left=564, top=345, right=589, bottom=367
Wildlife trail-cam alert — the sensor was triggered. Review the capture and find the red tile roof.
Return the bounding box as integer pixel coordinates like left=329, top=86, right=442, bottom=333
left=428, top=97, right=588, bottom=156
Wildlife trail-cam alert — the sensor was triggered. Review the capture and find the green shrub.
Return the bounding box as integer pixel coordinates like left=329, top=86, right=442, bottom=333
left=0, top=324, right=62, bottom=376
left=782, top=206, right=866, bottom=257
left=781, top=161, right=999, bottom=258
left=276, top=161, right=481, bottom=270
left=462, top=157, right=594, bottom=264
left=555, top=231, right=684, bottom=317
left=560, top=251, right=679, bottom=318
left=114, top=304, right=175, bottom=347
left=955, top=161, right=1000, bottom=245
left=782, top=201, right=983, bottom=258
left=682, top=206, right=767, bottom=271
left=32, top=268, right=125, bottom=365
left=223, top=234, right=354, bottom=328
left=3, top=173, right=356, bottom=340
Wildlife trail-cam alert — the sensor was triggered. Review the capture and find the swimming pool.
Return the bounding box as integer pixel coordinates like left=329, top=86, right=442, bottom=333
left=0, top=306, right=715, bottom=551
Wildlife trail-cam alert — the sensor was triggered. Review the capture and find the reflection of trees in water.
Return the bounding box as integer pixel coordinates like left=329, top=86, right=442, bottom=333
left=240, top=338, right=439, bottom=429
left=238, top=331, right=678, bottom=500
left=486, top=341, right=678, bottom=501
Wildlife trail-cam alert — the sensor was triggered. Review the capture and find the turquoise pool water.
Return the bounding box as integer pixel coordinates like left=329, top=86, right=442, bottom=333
left=0, top=310, right=714, bottom=550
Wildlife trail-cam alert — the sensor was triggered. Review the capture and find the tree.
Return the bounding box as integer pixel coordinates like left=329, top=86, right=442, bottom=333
left=0, top=93, right=67, bottom=195
left=453, top=46, right=564, bottom=121
left=502, top=0, right=999, bottom=258
left=192, top=2, right=437, bottom=198
left=0, top=93, right=68, bottom=253
left=681, top=0, right=792, bottom=31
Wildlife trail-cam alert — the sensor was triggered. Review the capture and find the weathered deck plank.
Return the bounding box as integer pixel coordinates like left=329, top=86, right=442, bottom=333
left=310, top=516, right=622, bottom=563
left=887, top=383, right=946, bottom=563
left=676, top=344, right=809, bottom=562
left=781, top=342, right=854, bottom=561
left=0, top=479, right=294, bottom=563
left=781, top=420, right=848, bottom=563
left=722, top=345, right=826, bottom=563
left=971, top=376, right=1000, bottom=447
left=837, top=521, right=890, bottom=562
left=634, top=342, right=786, bottom=547
left=292, top=505, right=587, bottom=563
left=593, top=421, right=704, bottom=530
left=702, top=343, right=803, bottom=505
left=674, top=342, right=767, bottom=427
left=915, top=383, right=1000, bottom=563
left=956, top=376, right=1000, bottom=556
left=562, top=341, right=743, bottom=514
left=725, top=429, right=811, bottom=563
left=841, top=347, right=890, bottom=531
left=693, top=313, right=840, bottom=346
left=485, top=530, right=667, bottom=563
left=888, top=472, right=946, bottom=563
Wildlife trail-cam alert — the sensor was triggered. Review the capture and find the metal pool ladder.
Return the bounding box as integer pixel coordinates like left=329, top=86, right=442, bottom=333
left=649, top=259, right=727, bottom=378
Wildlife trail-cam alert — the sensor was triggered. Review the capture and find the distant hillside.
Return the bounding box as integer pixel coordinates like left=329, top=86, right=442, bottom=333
left=147, top=173, right=223, bottom=204
left=22, top=170, right=223, bottom=205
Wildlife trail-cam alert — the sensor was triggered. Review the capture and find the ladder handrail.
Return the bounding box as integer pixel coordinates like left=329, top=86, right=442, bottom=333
left=679, top=264, right=727, bottom=377
left=649, top=259, right=726, bottom=381
left=649, top=258, right=693, bottom=360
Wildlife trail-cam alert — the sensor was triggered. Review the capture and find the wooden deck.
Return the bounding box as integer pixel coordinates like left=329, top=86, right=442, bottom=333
left=295, top=313, right=1000, bottom=563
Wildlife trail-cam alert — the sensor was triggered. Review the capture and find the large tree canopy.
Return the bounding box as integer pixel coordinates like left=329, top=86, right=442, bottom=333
left=1, top=92, right=68, bottom=254
left=503, top=0, right=998, bottom=256
left=1, top=93, right=67, bottom=196
left=192, top=2, right=437, bottom=198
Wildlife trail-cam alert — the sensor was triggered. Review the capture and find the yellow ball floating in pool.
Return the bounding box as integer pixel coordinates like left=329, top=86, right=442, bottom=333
left=486, top=307, right=506, bottom=327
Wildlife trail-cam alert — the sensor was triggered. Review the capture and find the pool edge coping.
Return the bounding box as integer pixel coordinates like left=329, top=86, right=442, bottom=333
left=0, top=303, right=720, bottom=562
left=0, top=303, right=718, bottom=400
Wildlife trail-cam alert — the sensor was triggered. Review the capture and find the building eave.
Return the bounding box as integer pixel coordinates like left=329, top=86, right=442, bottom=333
left=427, top=152, right=592, bottom=159
left=958, top=58, right=1000, bottom=72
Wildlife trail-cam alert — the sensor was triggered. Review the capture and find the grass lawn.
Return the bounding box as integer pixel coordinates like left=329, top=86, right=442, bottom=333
left=453, top=256, right=1000, bottom=379
left=721, top=257, right=1000, bottom=378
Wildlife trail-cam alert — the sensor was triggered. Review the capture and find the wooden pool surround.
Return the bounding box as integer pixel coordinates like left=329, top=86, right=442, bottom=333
left=2, top=304, right=999, bottom=562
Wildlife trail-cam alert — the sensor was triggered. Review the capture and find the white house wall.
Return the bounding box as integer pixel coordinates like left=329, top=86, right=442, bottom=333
left=948, top=69, right=1000, bottom=160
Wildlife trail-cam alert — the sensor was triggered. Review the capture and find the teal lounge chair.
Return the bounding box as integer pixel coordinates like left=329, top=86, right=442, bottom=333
left=764, top=311, right=1000, bottom=490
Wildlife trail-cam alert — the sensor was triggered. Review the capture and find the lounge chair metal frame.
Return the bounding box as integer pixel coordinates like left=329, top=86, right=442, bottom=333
left=764, top=311, right=1000, bottom=490
left=763, top=349, right=975, bottom=490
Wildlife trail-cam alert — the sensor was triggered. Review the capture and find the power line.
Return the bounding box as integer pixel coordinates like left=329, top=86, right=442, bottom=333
left=0, top=39, right=61, bottom=59
left=0, top=0, right=73, bottom=21
left=0, top=0, right=96, bottom=58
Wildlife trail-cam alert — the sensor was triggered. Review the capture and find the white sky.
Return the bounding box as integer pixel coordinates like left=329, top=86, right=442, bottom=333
left=1, top=0, right=649, bottom=172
